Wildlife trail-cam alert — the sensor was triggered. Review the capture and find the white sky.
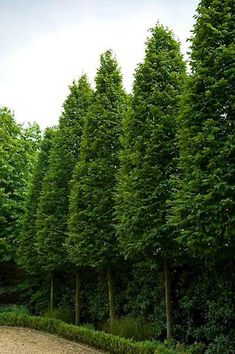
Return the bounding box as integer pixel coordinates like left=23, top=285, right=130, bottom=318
left=0, top=0, right=198, bottom=129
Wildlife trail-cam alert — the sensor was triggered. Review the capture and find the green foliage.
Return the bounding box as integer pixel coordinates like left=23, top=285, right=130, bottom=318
left=36, top=76, right=92, bottom=272
left=1, top=3, right=234, bottom=352
left=116, top=24, right=186, bottom=259
left=0, top=107, right=40, bottom=261
left=0, top=313, right=200, bottom=353
left=18, top=127, right=55, bottom=272
left=111, top=260, right=165, bottom=338
left=18, top=275, right=49, bottom=314
left=154, top=340, right=204, bottom=354
left=0, top=240, right=11, bottom=262
left=0, top=304, right=29, bottom=316
left=43, top=307, right=73, bottom=323
left=21, top=122, right=42, bottom=173
left=154, top=344, right=188, bottom=354
left=17, top=269, right=76, bottom=315
left=173, top=261, right=234, bottom=350
left=67, top=51, right=127, bottom=268
left=0, top=313, right=162, bottom=353
left=80, top=269, right=109, bottom=323
left=169, top=0, right=235, bottom=258
left=104, top=317, right=154, bottom=341
left=205, top=335, right=235, bottom=354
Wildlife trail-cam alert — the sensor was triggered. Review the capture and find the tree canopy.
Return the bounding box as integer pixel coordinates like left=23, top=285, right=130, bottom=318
left=169, top=0, right=235, bottom=259
left=36, top=76, right=92, bottom=272
left=18, top=127, right=56, bottom=272
left=0, top=107, right=41, bottom=262
left=115, top=24, right=186, bottom=259
left=66, top=50, right=127, bottom=268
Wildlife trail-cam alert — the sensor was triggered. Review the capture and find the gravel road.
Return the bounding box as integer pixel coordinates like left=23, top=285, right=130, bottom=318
left=0, top=327, right=106, bottom=354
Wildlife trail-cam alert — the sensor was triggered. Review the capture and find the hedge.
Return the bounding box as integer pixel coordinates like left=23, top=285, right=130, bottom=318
left=0, top=313, right=195, bottom=354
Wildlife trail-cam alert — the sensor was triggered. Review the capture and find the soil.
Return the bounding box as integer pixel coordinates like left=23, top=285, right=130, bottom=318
left=0, top=327, right=106, bottom=354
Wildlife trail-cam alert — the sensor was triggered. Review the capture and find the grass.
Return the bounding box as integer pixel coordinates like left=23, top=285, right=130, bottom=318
left=42, top=307, right=74, bottom=323
left=104, top=317, right=155, bottom=341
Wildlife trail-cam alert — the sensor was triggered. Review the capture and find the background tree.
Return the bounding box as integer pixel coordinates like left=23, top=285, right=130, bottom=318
left=66, top=50, right=127, bottom=322
left=169, top=0, right=235, bottom=259
left=22, top=122, right=42, bottom=166
left=36, top=76, right=92, bottom=311
left=115, top=25, right=186, bottom=338
left=0, top=107, right=41, bottom=262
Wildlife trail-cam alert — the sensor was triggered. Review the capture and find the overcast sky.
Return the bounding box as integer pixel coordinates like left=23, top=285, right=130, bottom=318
left=0, top=0, right=198, bottom=129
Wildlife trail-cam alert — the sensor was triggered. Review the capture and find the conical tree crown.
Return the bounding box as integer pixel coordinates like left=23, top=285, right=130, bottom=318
left=18, top=127, right=56, bottom=272
left=81, top=50, right=125, bottom=161
left=95, top=50, right=123, bottom=98
left=116, top=24, right=186, bottom=258
left=57, top=74, right=93, bottom=172
left=170, top=0, right=235, bottom=257
left=67, top=51, right=127, bottom=268
left=36, top=76, right=93, bottom=271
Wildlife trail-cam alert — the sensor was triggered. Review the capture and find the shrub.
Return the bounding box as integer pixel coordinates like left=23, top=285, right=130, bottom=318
left=158, top=340, right=204, bottom=354
left=205, top=335, right=235, bottom=354
left=0, top=305, right=29, bottom=316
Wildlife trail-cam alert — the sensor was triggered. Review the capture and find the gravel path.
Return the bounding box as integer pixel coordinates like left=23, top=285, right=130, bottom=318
left=0, top=327, right=106, bottom=354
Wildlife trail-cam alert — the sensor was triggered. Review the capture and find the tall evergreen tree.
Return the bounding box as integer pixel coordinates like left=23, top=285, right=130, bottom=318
left=36, top=76, right=92, bottom=310
left=66, top=51, right=127, bottom=322
left=115, top=25, right=186, bottom=338
left=18, top=127, right=56, bottom=273
left=169, top=0, right=235, bottom=259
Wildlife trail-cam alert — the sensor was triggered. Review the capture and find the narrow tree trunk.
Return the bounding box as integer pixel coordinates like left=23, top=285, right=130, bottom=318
left=164, top=257, right=173, bottom=339
left=107, top=266, right=115, bottom=322
left=49, top=271, right=54, bottom=311
left=75, top=268, right=81, bottom=325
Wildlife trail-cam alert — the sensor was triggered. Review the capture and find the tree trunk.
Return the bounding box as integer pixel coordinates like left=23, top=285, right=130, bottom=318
left=49, top=271, right=54, bottom=311
left=107, top=266, right=115, bottom=322
left=164, top=257, right=173, bottom=339
left=75, top=268, right=81, bottom=325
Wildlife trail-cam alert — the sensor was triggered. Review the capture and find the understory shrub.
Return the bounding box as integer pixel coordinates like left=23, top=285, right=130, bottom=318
left=205, top=335, right=235, bottom=354
left=174, top=262, right=234, bottom=353
left=0, top=304, right=29, bottom=315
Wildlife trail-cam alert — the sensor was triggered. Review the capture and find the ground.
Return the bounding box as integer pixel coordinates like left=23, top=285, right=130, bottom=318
left=0, top=327, right=105, bottom=354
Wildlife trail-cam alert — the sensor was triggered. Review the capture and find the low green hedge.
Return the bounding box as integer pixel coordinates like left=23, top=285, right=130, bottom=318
left=0, top=313, right=156, bottom=353
left=0, top=313, right=195, bottom=354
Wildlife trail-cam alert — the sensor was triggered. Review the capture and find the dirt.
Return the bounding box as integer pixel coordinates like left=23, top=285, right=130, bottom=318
left=0, top=327, right=106, bottom=354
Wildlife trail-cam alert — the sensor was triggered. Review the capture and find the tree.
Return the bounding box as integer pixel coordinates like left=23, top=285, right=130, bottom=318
left=169, top=0, right=235, bottom=260
left=115, top=25, right=186, bottom=338
left=36, top=76, right=92, bottom=311
left=66, top=50, right=127, bottom=322
left=0, top=107, right=40, bottom=262
left=18, top=127, right=56, bottom=273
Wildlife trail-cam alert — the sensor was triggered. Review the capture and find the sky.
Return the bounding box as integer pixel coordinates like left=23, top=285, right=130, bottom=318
left=0, top=0, right=199, bottom=129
